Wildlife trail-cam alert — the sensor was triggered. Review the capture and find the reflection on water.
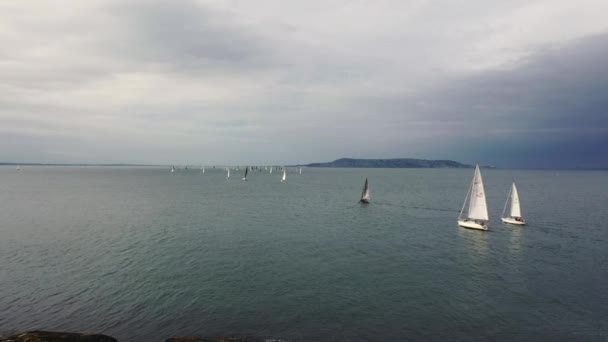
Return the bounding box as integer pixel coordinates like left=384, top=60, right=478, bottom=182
left=457, top=226, right=489, bottom=258
left=507, top=224, right=524, bottom=257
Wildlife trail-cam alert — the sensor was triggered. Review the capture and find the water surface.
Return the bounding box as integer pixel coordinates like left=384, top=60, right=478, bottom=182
left=1, top=167, right=606, bottom=341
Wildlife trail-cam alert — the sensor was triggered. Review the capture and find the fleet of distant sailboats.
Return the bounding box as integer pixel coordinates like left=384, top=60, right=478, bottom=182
left=162, top=163, right=525, bottom=231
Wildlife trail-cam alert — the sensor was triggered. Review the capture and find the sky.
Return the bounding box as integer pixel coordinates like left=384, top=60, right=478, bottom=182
left=1, top=0, right=607, bottom=168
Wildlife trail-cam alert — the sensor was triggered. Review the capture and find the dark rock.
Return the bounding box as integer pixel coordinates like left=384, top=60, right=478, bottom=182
left=165, top=339, right=245, bottom=342
left=0, top=331, right=116, bottom=342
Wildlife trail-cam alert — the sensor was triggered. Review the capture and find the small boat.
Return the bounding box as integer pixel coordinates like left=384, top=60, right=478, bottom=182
left=226, top=167, right=230, bottom=180
left=269, top=166, right=273, bottom=174
left=243, top=167, right=248, bottom=181
left=458, top=165, right=489, bottom=231
left=170, top=166, right=175, bottom=173
left=202, top=167, right=205, bottom=174
left=299, top=167, right=302, bottom=175
left=281, top=168, right=286, bottom=182
left=501, top=182, right=526, bottom=225
left=359, top=178, right=370, bottom=204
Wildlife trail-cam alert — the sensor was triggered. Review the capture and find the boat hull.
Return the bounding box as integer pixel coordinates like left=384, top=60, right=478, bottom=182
left=501, top=217, right=526, bottom=225
left=458, top=220, right=488, bottom=231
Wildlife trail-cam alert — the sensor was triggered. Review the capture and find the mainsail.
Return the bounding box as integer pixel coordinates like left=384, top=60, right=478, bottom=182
left=510, top=183, right=521, bottom=217
left=360, top=178, right=370, bottom=202
left=467, top=165, right=488, bottom=221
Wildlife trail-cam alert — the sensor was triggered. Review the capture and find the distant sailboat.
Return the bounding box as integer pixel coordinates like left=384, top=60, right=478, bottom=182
left=243, top=167, right=248, bottom=181
left=170, top=166, right=175, bottom=173
left=359, top=178, right=370, bottom=204
left=299, top=167, right=302, bottom=175
left=281, top=169, right=286, bottom=182
left=202, top=167, right=205, bottom=174
left=16, top=165, right=21, bottom=171
left=458, top=165, right=489, bottom=231
left=226, top=167, right=230, bottom=180
left=269, top=167, right=273, bottom=174
left=501, top=182, right=526, bottom=225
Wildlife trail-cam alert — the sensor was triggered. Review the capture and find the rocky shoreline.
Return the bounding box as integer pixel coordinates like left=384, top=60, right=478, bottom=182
left=0, top=331, right=252, bottom=342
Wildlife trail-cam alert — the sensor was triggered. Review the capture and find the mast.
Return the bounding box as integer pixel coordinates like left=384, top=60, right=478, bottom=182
left=459, top=171, right=474, bottom=220
left=501, top=184, right=512, bottom=219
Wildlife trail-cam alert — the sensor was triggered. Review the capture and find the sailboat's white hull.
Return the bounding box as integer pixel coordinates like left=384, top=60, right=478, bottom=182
left=458, top=219, right=488, bottom=231
left=501, top=217, right=526, bottom=225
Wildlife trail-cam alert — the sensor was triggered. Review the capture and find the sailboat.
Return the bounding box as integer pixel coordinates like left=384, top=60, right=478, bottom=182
left=243, top=167, right=248, bottom=181
left=501, top=182, right=526, bottom=225
left=269, top=166, right=273, bottom=174
left=281, top=168, right=286, bottom=182
left=226, top=167, right=230, bottom=180
left=458, top=165, right=489, bottom=231
left=170, top=166, right=175, bottom=173
left=202, top=167, right=205, bottom=174
left=299, top=167, right=302, bottom=175
left=359, top=178, right=370, bottom=204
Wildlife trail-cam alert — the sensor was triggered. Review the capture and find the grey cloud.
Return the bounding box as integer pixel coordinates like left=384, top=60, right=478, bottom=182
left=1, top=1, right=607, bottom=167
left=106, top=0, right=275, bottom=73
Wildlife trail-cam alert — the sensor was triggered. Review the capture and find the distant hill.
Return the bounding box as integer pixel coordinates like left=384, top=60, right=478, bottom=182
left=305, top=158, right=474, bottom=168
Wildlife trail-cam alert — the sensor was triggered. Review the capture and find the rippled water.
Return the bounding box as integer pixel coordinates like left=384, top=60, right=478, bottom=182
left=1, top=167, right=607, bottom=341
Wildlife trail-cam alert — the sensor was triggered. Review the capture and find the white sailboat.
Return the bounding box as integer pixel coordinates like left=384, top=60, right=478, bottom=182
left=226, top=167, right=230, bottom=180
left=202, top=167, right=205, bottom=174
left=359, top=178, right=370, bottom=204
left=242, top=167, right=248, bottom=181
left=170, top=166, right=175, bottom=173
left=281, top=168, right=286, bottom=182
left=458, top=165, right=489, bottom=231
left=501, top=182, right=526, bottom=225
left=269, top=166, right=273, bottom=174
left=299, top=167, right=302, bottom=175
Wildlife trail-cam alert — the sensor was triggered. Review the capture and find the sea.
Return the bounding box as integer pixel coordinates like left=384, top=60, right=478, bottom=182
left=1, top=166, right=607, bottom=341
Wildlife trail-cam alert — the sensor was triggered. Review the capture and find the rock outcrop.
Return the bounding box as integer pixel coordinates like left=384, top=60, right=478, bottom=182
left=0, top=331, right=117, bottom=342
left=165, top=339, right=245, bottom=342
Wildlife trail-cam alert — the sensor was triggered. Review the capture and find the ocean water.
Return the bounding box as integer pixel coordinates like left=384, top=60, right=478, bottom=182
left=1, top=167, right=607, bottom=341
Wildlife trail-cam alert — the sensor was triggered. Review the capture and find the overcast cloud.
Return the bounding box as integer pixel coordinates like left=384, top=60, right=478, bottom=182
left=1, top=0, right=607, bottom=167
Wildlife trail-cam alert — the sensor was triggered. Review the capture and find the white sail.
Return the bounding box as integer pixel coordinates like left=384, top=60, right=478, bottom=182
left=270, top=167, right=273, bottom=174
left=510, top=183, right=521, bottom=217
left=281, top=169, right=286, bottom=182
left=467, top=165, right=489, bottom=221
left=226, top=168, right=230, bottom=179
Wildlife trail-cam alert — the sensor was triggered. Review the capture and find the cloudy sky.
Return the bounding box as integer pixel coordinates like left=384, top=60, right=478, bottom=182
left=1, top=0, right=607, bottom=168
